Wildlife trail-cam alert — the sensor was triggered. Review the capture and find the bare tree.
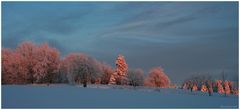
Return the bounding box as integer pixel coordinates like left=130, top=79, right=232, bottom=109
left=207, top=80, right=213, bottom=96
left=127, top=69, right=144, bottom=87
left=62, top=53, right=100, bottom=87
left=98, top=62, right=114, bottom=84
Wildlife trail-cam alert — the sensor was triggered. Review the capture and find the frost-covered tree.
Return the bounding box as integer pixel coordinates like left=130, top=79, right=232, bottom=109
left=207, top=81, right=213, bottom=96
left=233, top=88, right=239, bottom=96
left=115, top=54, right=128, bottom=76
left=62, top=53, right=100, bottom=87
left=182, top=83, right=188, bottom=90
left=109, top=54, right=128, bottom=85
left=224, top=81, right=231, bottom=95
left=192, top=85, right=198, bottom=91
left=182, top=80, right=194, bottom=91
left=216, top=80, right=225, bottom=94
left=32, top=43, right=60, bottom=83
left=201, top=84, right=208, bottom=92
left=2, top=48, right=28, bottom=84
left=144, top=67, right=170, bottom=88
left=16, top=41, right=37, bottom=83
left=2, top=48, right=13, bottom=84
left=127, top=69, right=144, bottom=87
left=182, top=74, right=212, bottom=90
left=98, top=62, right=114, bottom=84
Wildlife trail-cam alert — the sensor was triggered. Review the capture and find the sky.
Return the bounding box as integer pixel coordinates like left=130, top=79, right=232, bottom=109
left=2, top=2, right=238, bottom=84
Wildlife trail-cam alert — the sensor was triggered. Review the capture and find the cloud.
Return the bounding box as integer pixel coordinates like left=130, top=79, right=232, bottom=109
left=97, top=4, right=203, bottom=43
left=97, top=2, right=238, bottom=45
left=2, top=2, right=238, bottom=84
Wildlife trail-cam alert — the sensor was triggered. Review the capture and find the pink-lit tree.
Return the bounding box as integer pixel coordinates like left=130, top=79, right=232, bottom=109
left=2, top=48, right=13, bottom=84
left=2, top=48, right=28, bottom=84
left=192, top=85, right=198, bottom=91
left=144, top=67, right=170, bottom=88
left=109, top=54, right=128, bottom=85
left=16, top=41, right=37, bottom=83
left=32, top=43, right=60, bottom=83
left=224, top=80, right=231, bottom=95
left=216, top=80, right=225, bottom=94
left=98, top=62, right=114, bottom=84
left=201, top=84, right=208, bottom=92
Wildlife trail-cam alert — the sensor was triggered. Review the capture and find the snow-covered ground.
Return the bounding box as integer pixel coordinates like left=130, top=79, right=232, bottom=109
left=2, top=84, right=238, bottom=108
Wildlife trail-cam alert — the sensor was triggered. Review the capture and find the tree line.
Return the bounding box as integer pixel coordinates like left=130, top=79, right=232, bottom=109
left=2, top=41, right=238, bottom=96
left=2, top=41, right=171, bottom=88
left=182, top=75, right=238, bottom=96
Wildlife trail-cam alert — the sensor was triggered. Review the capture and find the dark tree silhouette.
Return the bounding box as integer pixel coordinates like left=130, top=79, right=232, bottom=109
left=127, top=69, right=144, bottom=87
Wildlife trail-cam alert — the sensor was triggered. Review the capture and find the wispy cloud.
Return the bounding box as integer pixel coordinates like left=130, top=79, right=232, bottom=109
left=2, top=2, right=238, bottom=83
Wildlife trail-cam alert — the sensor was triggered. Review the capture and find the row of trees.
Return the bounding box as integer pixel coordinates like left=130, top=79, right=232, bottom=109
left=182, top=76, right=238, bottom=96
left=3, top=41, right=238, bottom=97
left=2, top=42, right=60, bottom=84
left=2, top=41, right=171, bottom=88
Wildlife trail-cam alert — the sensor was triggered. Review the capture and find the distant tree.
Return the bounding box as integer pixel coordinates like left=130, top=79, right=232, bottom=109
left=99, top=62, right=114, bottom=84
left=182, top=74, right=214, bottom=93
left=32, top=43, right=60, bottom=83
left=224, top=81, right=231, bottom=95
left=182, top=80, right=194, bottom=91
left=216, top=80, right=225, bottom=94
left=192, top=85, right=198, bottom=91
left=201, top=84, right=208, bottom=92
left=207, top=81, right=213, bottom=96
left=127, top=69, right=144, bottom=87
left=182, top=83, right=188, bottom=90
left=183, top=74, right=212, bottom=87
left=144, top=67, right=170, bottom=88
left=233, top=88, right=239, bottom=96
left=62, top=53, right=100, bottom=87
left=228, top=81, right=234, bottom=94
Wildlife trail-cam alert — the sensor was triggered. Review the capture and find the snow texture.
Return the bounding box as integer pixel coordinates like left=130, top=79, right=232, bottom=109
left=2, top=85, right=238, bottom=108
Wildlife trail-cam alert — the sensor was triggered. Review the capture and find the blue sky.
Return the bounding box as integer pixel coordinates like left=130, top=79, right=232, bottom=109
left=2, top=2, right=238, bottom=83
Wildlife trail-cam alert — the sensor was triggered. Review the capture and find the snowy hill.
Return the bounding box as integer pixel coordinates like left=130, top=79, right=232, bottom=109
left=2, top=84, right=238, bottom=108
